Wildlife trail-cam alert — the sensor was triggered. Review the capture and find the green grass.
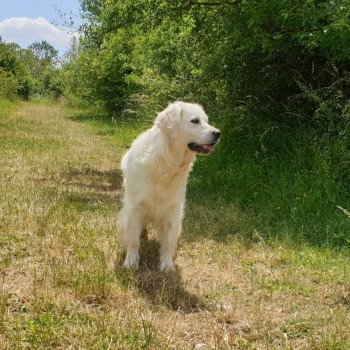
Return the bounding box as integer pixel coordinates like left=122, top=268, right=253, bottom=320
left=0, top=101, right=349, bottom=349
left=0, top=98, right=19, bottom=117
left=189, top=107, right=350, bottom=248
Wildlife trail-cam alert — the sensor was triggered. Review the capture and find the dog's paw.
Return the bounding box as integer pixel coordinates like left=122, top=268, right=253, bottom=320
left=123, top=250, right=139, bottom=269
left=160, top=254, right=175, bottom=272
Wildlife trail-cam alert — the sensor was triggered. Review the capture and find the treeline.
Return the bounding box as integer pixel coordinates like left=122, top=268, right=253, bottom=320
left=0, top=39, right=62, bottom=100
left=63, top=0, right=350, bottom=120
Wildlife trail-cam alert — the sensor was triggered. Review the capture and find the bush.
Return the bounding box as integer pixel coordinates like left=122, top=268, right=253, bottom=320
left=60, top=29, right=133, bottom=111
left=0, top=68, right=19, bottom=99
left=0, top=42, right=33, bottom=99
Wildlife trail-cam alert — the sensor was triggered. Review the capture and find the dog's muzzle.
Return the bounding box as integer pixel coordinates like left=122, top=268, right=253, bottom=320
left=187, top=130, right=221, bottom=154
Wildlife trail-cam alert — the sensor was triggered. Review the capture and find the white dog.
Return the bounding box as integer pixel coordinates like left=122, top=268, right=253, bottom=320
left=118, top=101, right=220, bottom=271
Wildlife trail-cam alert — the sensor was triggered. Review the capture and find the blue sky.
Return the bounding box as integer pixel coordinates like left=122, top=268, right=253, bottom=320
left=0, top=0, right=82, bottom=53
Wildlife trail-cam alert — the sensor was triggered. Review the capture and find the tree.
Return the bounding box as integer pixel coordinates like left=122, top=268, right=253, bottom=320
left=25, top=40, right=63, bottom=97
left=0, top=42, right=32, bottom=99
left=63, top=36, right=80, bottom=62
left=28, top=40, right=59, bottom=65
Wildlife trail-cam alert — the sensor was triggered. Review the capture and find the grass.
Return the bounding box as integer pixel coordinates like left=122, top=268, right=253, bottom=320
left=189, top=107, right=350, bottom=247
left=0, top=100, right=349, bottom=349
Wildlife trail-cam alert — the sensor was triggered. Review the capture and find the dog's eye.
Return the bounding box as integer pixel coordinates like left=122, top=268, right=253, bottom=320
left=191, top=118, right=200, bottom=124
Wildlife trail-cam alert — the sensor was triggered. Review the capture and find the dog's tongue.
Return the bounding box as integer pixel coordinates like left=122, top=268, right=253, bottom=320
left=202, top=144, right=215, bottom=152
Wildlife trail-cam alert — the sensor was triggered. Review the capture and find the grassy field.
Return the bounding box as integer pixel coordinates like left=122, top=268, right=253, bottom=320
left=0, top=100, right=350, bottom=349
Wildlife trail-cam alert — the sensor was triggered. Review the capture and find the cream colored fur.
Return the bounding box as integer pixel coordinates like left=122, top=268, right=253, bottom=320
left=118, top=101, right=220, bottom=271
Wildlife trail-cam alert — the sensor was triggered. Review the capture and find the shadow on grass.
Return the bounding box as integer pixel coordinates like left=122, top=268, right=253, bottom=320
left=31, top=167, right=123, bottom=225
left=34, top=167, right=123, bottom=236
left=64, top=167, right=122, bottom=192
left=115, top=235, right=206, bottom=313
left=67, top=109, right=142, bottom=126
left=68, top=110, right=114, bottom=124
left=59, top=167, right=123, bottom=208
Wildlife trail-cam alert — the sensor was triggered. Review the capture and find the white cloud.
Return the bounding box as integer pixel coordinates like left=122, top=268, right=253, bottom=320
left=0, top=17, right=78, bottom=52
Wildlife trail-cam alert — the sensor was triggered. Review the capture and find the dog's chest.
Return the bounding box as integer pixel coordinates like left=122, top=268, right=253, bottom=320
left=158, top=168, right=188, bottom=188
left=141, top=168, right=189, bottom=215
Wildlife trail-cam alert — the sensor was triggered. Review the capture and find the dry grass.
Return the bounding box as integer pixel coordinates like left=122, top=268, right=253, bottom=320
left=0, top=101, right=349, bottom=349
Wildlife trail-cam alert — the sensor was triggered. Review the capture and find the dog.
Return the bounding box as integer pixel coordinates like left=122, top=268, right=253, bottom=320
left=118, top=101, right=220, bottom=271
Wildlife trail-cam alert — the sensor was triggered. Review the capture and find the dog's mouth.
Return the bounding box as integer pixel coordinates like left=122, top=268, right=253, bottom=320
left=187, top=142, right=217, bottom=154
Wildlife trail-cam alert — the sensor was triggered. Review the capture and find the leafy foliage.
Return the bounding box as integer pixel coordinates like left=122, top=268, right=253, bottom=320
left=0, top=40, right=62, bottom=100
left=0, top=42, right=32, bottom=99
left=28, top=40, right=59, bottom=64
left=0, top=67, right=19, bottom=99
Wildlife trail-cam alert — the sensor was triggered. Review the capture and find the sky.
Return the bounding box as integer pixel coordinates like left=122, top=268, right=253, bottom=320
left=0, top=0, right=82, bottom=54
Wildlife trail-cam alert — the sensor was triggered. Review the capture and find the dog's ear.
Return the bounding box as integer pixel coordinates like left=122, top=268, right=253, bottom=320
left=155, top=103, right=182, bottom=132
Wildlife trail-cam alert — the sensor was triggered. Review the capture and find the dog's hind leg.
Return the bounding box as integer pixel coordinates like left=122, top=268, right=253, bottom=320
left=118, top=206, right=143, bottom=269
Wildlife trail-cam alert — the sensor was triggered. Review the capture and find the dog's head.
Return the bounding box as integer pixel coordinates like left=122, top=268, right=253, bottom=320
left=155, top=101, right=220, bottom=155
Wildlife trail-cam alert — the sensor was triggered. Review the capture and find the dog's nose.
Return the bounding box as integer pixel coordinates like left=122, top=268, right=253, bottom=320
left=212, top=130, right=221, bottom=141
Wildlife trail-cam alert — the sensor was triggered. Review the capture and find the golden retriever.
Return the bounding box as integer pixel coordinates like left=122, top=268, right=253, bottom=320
left=118, top=101, right=220, bottom=271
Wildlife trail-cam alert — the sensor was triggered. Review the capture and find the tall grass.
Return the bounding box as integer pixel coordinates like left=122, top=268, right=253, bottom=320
left=189, top=105, right=350, bottom=247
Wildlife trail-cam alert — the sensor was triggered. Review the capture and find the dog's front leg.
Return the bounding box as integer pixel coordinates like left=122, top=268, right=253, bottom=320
left=159, top=207, right=183, bottom=271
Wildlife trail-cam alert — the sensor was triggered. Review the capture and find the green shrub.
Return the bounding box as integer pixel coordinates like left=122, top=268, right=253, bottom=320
left=0, top=68, right=19, bottom=99
left=0, top=42, right=33, bottom=99
left=60, top=29, right=133, bottom=111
